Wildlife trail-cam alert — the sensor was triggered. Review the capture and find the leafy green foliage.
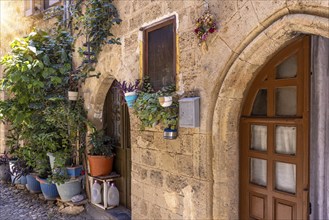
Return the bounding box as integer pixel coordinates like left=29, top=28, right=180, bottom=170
left=80, top=0, right=122, bottom=56
left=0, top=29, right=88, bottom=183
left=88, top=128, right=115, bottom=157
left=133, top=92, right=178, bottom=130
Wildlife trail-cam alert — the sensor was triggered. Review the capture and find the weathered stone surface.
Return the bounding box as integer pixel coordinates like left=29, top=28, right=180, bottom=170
left=2, top=1, right=329, bottom=220
left=149, top=170, right=163, bottom=187
left=59, top=206, right=84, bottom=215
left=0, top=182, right=91, bottom=219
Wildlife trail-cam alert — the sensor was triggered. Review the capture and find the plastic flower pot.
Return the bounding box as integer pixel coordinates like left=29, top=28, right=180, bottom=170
left=124, top=91, right=138, bottom=108
left=66, top=165, right=83, bottom=178
left=56, top=177, right=82, bottom=202
left=47, top=152, right=55, bottom=170
left=26, top=173, right=41, bottom=193
left=158, top=96, right=173, bottom=107
left=47, top=152, right=67, bottom=176
left=68, top=91, right=78, bottom=101
left=87, top=155, right=114, bottom=176
left=36, top=177, right=59, bottom=200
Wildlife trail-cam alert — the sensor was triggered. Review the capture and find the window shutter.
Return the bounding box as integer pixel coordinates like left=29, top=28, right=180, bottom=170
left=143, top=17, right=176, bottom=91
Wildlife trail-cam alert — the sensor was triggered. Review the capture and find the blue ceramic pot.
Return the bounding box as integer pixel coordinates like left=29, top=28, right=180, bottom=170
left=11, top=174, right=27, bottom=185
left=66, top=165, right=83, bottom=178
left=26, top=174, right=41, bottom=193
left=37, top=177, right=59, bottom=200
left=56, top=178, right=82, bottom=202
left=124, top=92, right=138, bottom=108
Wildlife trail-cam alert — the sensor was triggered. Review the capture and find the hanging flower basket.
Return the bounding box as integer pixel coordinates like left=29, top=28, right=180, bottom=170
left=124, top=91, right=138, bottom=108
left=194, top=11, right=218, bottom=46
left=158, top=96, right=173, bottom=107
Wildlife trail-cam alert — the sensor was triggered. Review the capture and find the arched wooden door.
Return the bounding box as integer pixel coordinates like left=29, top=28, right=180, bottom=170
left=240, top=36, right=310, bottom=219
left=103, top=80, right=131, bottom=209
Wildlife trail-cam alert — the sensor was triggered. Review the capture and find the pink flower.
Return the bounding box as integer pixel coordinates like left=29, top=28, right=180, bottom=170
left=209, top=28, right=215, bottom=33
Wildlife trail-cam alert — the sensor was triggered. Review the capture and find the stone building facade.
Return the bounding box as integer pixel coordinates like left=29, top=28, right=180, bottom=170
left=1, top=0, right=329, bottom=219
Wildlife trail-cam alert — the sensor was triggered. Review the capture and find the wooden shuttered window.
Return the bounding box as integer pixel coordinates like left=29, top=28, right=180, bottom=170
left=143, top=16, right=176, bottom=91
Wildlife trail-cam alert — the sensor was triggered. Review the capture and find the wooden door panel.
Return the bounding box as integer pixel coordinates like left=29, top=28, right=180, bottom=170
left=274, top=199, right=296, bottom=220
left=240, top=36, right=310, bottom=219
left=249, top=193, right=266, bottom=219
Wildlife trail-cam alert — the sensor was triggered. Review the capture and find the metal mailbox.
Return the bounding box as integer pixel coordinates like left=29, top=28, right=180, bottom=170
left=178, top=97, right=200, bottom=128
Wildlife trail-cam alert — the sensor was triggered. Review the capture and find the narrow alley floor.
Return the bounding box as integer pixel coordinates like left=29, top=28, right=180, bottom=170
left=0, top=182, right=93, bottom=220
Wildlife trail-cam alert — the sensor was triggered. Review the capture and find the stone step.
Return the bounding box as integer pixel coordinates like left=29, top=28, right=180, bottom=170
left=86, top=204, right=131, bottom=220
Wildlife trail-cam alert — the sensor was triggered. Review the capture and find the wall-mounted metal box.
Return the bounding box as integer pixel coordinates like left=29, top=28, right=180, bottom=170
left=178, top=97, right=200, bottom=128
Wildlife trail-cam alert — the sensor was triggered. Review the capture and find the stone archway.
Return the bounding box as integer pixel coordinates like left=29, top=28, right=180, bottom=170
left=211, top=13, right=329, bottom=219
left=85, top=75, right=115, bottom=129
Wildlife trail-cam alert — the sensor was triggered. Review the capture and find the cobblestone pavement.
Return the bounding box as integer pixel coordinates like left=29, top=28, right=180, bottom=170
left=0, top=182, right=93, bottom=220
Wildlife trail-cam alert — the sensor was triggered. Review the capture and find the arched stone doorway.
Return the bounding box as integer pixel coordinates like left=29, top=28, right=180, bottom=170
left=211, top=13, right=329, bottom=219
left=86, top=76, right=132, bottom=209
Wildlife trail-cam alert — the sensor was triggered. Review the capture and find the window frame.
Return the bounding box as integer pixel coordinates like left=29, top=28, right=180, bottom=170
left=24, top=0, right=35, bottom=16
left=44, top=0, right=61, bottom=10
left=142, top=16, right=177, bottom=90
left=24, top=0, right=61, bottom=17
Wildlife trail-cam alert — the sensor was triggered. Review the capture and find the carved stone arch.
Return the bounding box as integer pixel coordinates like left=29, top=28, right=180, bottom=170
left=211, top=13, right=329, bottom=219
left=86, top=75, right=116, bottom=130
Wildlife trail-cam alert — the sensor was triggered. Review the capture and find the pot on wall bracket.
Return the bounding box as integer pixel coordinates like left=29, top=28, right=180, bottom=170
left=68, top=91, right=79, bottom=101
left=158, top=96, right=173, bottom=107
left=124, top=91, right=138, bottom=108
left=163, top=128, right=178, bottom=140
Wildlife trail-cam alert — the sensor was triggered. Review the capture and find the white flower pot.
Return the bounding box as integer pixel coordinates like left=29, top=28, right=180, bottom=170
left=159, top=96, right=172, bottom=107
left=124, top=91, right=136, bottom=97
left=68, top=91, right=79, bottom=101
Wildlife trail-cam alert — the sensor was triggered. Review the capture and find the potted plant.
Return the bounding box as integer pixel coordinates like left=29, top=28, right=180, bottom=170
left=157, top=84, right=176, bottom=107
left=87, top=127, right=115, bottom=176
left=116, top=79, right=140, bottom=108
left=0, top=152, right=10, bottom=182
left=133, top=78, right=179, bottom=139
left=67, top=72, right=79, bottom=101
left=35, top=155, right=59, bottom=200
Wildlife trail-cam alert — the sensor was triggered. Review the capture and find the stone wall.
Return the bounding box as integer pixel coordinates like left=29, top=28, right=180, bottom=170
left=0, top=0, right=328, bottom=219
left=85, top=1, right=328, bottom=219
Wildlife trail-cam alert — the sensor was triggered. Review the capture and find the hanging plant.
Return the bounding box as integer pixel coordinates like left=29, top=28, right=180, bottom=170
left=78, top=0, right=122, bottom=64
left=194, top=11, right=218, bottom=46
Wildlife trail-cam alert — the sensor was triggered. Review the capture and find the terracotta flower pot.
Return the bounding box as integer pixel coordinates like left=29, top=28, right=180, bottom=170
left=88, top=155, right=114, bottom=176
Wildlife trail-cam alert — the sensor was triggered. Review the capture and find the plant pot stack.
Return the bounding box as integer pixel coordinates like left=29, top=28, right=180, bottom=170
left=45, top=153, right=84, bottom=202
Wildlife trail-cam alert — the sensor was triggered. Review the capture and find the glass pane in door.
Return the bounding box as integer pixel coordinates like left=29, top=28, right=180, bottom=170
left=275, top=162, right=296, bottom=194
left=276, top=55, right=297, bottom=79
left=275, top=126, right=296, bottom=155
left=252, top=89, right=267, bottom=116
left=250, top=158, right=267, bottom=186
left=276, top=87, right=297, bottom=116
left=251, top=125, right=267, bottom=151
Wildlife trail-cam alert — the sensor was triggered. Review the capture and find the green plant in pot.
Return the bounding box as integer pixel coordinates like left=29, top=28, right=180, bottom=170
left=133, top=78, right=179, bottom=139
left=157, top=84, right=176, bottom=108
left=87, top=127, right=115, bottom=177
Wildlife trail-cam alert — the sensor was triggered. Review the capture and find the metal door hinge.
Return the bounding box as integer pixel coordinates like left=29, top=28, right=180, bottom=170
left=309, top=202, right=312, bottom=215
